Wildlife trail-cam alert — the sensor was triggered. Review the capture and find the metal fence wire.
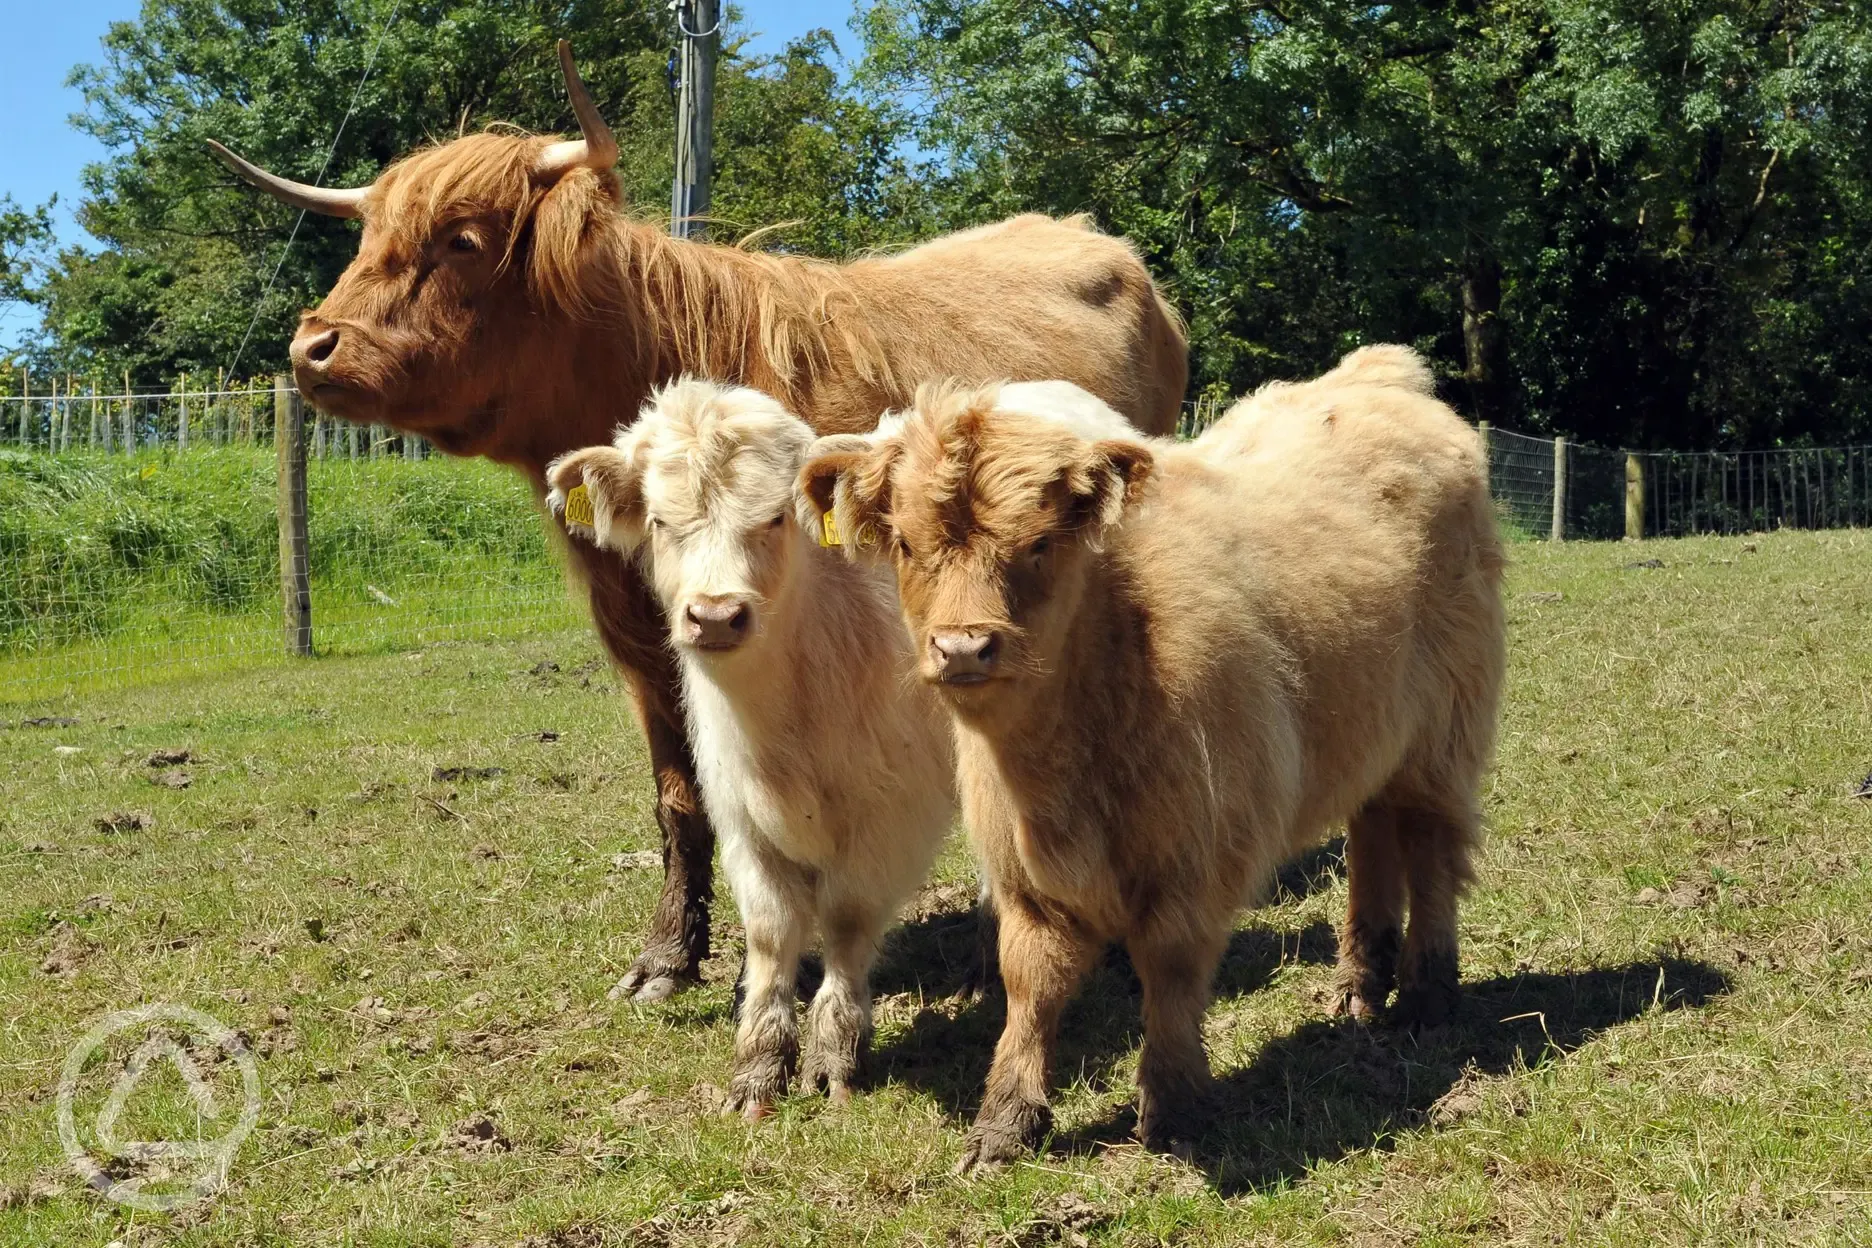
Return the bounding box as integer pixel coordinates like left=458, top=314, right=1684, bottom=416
left=1479, top=421, right=1872, bottom=542
left=5, top=380, right=1872, bottom=705
left=1, top=382, right=579, bottom=705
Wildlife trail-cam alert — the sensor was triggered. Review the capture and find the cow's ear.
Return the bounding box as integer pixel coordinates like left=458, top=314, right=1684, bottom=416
left=1065, top=437, right=1155, bottom=535
left=546, top=444, right=648, bottom=552
left=797, top=437, right=899, bottom=562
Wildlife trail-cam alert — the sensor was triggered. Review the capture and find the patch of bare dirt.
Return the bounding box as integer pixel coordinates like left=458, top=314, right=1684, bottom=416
left=93, top=811, right=148, bottom=835
left=433, top=765, right=505, bottom=782
left=40, top=921, right=89, bottom=976
left=447, top=1114, right=512, bottom=1154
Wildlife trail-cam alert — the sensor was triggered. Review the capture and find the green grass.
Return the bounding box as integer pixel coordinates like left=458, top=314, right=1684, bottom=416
left=0, top=448, right=577, bottom=702
left=1, top=529, right=1870, bottom=1245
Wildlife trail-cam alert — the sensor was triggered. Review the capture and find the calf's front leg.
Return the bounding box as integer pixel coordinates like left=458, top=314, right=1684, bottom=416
left=802, top=892, right=892, bottom=1103
left=958, top=895, right=1099, bottom=1172
left=1129, top=924, right=1227, bottom=1154
left=723, top=837, right=815, bottom=1120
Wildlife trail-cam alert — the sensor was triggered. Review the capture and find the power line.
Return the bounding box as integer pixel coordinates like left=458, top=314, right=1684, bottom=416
left=224, top=0, right=404, bottom=379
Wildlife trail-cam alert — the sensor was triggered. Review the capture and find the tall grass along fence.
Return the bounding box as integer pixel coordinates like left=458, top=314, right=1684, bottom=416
left=1481, top=423, right=1872, bottom=541
left=2, top=377, right=578, bottom=705
left=6, top=381, right=1871, bottom=704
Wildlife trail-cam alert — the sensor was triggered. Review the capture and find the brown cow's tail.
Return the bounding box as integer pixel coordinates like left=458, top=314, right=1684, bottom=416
left=1325, top=344, right=1436, bottom=395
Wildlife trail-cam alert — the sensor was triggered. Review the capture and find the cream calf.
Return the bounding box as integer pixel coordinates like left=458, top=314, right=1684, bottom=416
left=546, top=378, right=956, bottom=1116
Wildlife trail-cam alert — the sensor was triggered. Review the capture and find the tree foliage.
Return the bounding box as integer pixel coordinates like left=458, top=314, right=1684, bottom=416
left=20, top=0, right=1872, bottom=447
left=26, top=0, right=922, bottom=386
left=1, top=195, right=55, bottom=325
left=859, top=0, right=1872, bottom=447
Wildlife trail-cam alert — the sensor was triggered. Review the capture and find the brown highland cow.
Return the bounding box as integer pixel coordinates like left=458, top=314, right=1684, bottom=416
left=801, top=346, right=1506, bottom=1166
left=209, top=43, right=1187, bottom=1002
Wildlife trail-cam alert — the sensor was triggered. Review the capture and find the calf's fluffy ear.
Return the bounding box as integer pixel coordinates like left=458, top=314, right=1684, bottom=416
left=544, top=445, right=648, bottom=552
left=1067, top=437, right=1155, bottom=534
left=796, top=437, right=899, bottom=560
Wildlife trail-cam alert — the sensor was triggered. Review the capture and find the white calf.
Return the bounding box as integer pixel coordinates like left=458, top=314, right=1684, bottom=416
left=546, top=378, right=956, bottom=1116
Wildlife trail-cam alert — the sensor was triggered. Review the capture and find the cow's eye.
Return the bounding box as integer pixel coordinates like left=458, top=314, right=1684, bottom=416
left=648, top=516, right=665, bottom=531
left=769, top=513, right=786, bottom=529
left=1030, top=535, right=1051, bottom=558
left=895, top=535, right=914, bottom=561
left=448, top=231, right=480, bottom=253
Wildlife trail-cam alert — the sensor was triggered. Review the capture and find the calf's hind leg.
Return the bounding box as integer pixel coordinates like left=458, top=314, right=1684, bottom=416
left=1335, top=802, right=1407, bottom=1021
left=1391, top=800, right=1479, bottom=1027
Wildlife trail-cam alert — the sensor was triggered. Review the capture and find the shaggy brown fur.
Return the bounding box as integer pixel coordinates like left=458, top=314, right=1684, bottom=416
left=256, top=112, right=1187, bottom=1000
left=800, top=347, right=1506, bottom=1166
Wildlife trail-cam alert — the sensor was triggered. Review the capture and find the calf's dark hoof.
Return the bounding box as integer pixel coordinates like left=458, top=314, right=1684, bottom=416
left=955, top=1099, right=1050, bottom=1175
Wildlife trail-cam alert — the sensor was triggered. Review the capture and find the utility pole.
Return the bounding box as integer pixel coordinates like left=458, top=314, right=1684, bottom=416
left=670, top=0, right=720, bottom=240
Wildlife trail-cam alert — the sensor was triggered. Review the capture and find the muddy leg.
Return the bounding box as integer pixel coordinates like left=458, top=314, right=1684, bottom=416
left=1129, top=927, right=1225, bottom=1153
left=579, top=547, right=715, bottom=1004
left=1392, top=803, right=1477, bottom=1027
left=1335, top=802, right=1406, bottom=1021
left=802, top=895, right=889, bottom=1103
left=608, top=693, right=714, bottom=1003
left=722, top=838, right=814, bottom=1120
left=958, top=896, right=1099, bottom=1172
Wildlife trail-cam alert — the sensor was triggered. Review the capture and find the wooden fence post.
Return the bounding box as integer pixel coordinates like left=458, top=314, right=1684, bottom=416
left=18, top=368, right=28, bottom=446
left=276, top=375, right=312, bottom=656
left=1625, top=453, right=1645, bottom=540
left=178, top=372, right=190, bottom=450
left=1551, top=437, right=1567, bottom=541
left=122, top=369, right=135, bottom=452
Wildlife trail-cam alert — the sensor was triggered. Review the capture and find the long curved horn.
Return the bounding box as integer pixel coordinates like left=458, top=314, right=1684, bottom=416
left=205, top=141, right=366, bottom=218
left=534, top=40, right=619, bottom=179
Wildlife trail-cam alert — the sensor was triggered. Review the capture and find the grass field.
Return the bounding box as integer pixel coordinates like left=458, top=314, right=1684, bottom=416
left=2, top=528, right=1870, bottom=1246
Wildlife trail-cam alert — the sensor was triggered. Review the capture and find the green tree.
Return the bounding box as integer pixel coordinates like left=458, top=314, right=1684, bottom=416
left=28, top=1, right=918, bottom=382
left=1, top=195, right=54, bottom=327
left=860, top=0, right=1872, bottom=447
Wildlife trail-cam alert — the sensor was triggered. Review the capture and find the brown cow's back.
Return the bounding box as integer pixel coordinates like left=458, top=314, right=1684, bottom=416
left=749, top=214, right=1186, bottom=440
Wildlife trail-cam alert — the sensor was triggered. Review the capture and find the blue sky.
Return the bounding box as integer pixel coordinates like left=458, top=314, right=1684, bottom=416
left=0, top=0, right=861, bottom=345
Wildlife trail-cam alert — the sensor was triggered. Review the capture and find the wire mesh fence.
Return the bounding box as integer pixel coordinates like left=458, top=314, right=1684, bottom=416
left=6, top=379, right=1872, bottom=705
left=2, top=381, right=579, bottom=706
left=1482, top=422, right=1872, bottom=542
left=2, top=379, right=436, bottom=462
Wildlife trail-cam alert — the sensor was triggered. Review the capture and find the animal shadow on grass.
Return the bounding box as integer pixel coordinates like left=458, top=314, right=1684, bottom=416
left=1059, top=954, right=1731, bottom=1196
left=861, top=836, right=1347, bottom=1005
left=867, top=913, right=1342, bottom=1120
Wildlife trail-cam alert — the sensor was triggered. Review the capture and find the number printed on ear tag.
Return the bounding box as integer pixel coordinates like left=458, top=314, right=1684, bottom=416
left=564, top=483, right=595, bottom=528
left=819, top=510, right=843, bottom=547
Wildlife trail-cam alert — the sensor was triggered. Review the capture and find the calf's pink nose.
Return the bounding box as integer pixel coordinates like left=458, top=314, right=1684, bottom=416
left=928, top=628, right=999, bottom=683
left=685, top=596, right=753, bottom=651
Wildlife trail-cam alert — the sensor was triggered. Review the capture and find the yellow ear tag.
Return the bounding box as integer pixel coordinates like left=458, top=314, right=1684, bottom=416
left=819, top=510, right=843, bottom=547
left=563, top=483, right=595, bottom=528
